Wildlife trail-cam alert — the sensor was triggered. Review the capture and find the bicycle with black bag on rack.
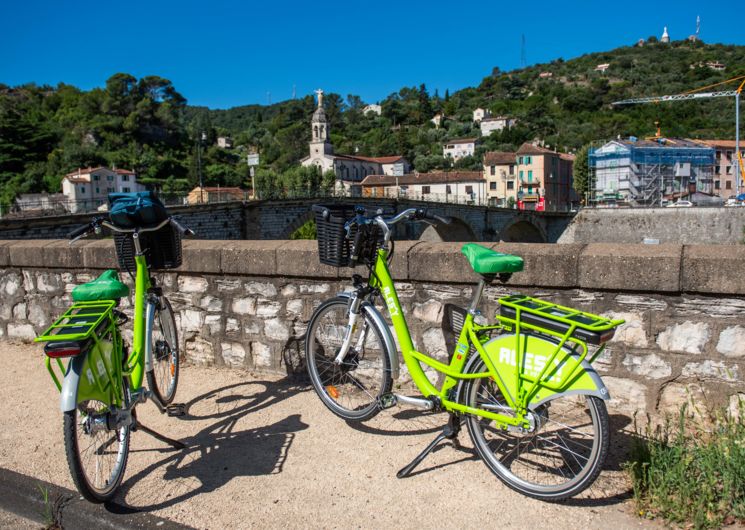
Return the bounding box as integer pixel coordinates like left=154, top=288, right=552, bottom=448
left=35, top=191, right=194, bottom=502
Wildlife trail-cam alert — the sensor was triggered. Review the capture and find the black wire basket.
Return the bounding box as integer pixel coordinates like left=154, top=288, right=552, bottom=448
left=114, top=224, right=182, bottom=271
left=313, top=204, right=382, bottom=267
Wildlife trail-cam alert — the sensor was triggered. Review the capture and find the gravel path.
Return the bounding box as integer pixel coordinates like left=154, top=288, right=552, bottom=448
left=0, top=341, right=657, bottom=529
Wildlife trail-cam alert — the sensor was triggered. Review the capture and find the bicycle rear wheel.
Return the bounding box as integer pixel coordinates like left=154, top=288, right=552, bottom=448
left=147, top=295, right=179, bottom=405
left=64, top=398, right=130, bottom=503
left=462, top=356, right=609, bottom=501
left=305, top=297, right=392, bottom=421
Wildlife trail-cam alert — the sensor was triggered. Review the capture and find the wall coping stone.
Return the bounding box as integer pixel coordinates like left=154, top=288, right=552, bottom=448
left=0, top=239, right=739, bottom=296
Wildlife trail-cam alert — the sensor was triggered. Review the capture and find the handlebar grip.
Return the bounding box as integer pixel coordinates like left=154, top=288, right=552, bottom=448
left=68, top=224, right=91, bottom=240
left=170, top=218, right=195, bottom=236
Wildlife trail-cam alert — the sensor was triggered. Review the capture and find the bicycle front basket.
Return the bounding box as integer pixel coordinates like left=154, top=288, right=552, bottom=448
left=313, top=204, right=357, bottom=267
left=114, top=224, right=182, bottom=271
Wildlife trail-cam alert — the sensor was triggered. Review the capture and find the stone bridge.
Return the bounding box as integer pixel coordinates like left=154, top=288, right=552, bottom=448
left=0, top=198, right=574, bottom=243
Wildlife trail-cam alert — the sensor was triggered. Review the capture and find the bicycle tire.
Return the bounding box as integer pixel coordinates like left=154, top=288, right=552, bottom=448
left=462, top=355, right=609, bottom=501
left=63, top=356, right=130, bottom=503
left=146, top=295, right=179, bottom=405
left=305, top=297, right=392, bottom=421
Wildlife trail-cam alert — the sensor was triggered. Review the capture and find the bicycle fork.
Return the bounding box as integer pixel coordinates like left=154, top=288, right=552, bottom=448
left=333, top=290, right=368, bottom=365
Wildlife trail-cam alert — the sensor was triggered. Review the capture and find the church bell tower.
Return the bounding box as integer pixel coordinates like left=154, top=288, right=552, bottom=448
left=310, top=89, right=333, bottom=156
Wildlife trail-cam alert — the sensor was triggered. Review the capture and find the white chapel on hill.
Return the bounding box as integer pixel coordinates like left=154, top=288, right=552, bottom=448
left=300, top=89, right=410, bottom=195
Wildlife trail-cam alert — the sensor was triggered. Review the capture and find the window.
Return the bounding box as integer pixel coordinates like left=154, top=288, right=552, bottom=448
left=525, top=156, right=531, bottom=164
left=528, top=170, right=533, bottom=182
left=108, top=187, right=114, bottom=193
left=490, top=182, right=496, bottom=190
left=509, top=165, right=514, bottom=175
left=518, top=156, right=523, bottom=164
left=726, top=166, right=732, bottom=175
left=715, top=181, right=721, bottom=190
left=422, top=186, right=431, bottom=194
left=465, top=185, right=473, bottom=194
left=122, top=175, right=129, bottom=181
left=507, top=181, right=514, bottom=190
left=123, top=187, right=130, bottom=193
left=528, top=186, right=533, bottom=194
left=727, top=181, right=733, bottom=190
left=93, top=175, right=100, bottom=181
left=107, top=175, right=113, bottom=181
left=95, top=187, right=100, bottom=194
left=80, top=186, right=86, bottom=194
left=490, top=166, right=495, bottom=176
left=446, top=185, right=452, bottom=194
left=519, top=170, right=524, bottom=179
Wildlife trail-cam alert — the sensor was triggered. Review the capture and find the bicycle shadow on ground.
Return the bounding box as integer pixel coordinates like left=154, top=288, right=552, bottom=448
left=105, top=379, right=308, bottom=514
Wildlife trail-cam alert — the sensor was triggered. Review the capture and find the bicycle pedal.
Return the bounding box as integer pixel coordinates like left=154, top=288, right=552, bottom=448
left=166, top=403, right=187, bottom=417
left=378, top=393, right=397, bottom=410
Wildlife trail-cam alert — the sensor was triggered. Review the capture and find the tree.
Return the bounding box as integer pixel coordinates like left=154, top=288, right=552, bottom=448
left=573, top=144, right=591, bottom=203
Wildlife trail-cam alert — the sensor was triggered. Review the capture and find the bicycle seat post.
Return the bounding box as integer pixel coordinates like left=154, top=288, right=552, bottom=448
left=468, top=278, right=489, bottom=315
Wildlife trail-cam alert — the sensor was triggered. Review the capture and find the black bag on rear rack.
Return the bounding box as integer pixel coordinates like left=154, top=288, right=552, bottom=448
left=108, top=191, right=168, bottom=229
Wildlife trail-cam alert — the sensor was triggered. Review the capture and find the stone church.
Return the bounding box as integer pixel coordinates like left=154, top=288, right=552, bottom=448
left=300, top=89, right=410, bottom=195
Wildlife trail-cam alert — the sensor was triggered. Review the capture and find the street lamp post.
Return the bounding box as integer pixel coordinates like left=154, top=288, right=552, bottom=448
left=197, top=131, right=206, bottom=204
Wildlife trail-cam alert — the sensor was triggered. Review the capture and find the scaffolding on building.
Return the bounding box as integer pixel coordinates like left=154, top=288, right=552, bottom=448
left=588, top=139, right=715, bottom=206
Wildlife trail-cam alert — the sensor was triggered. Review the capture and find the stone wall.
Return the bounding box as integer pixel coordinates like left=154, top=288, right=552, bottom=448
left=558, top=207, right=745, bottom=245
left=1, top=239, right=744, bottom=420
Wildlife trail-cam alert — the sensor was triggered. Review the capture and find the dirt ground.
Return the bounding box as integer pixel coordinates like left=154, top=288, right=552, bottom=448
left=0, top=340, right=658, bottom=529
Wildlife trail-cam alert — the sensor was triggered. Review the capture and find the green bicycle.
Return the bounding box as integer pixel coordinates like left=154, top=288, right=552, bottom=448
left=35, top=205, right=192, bottom=502
left=306, top=205, right=624, bottom=501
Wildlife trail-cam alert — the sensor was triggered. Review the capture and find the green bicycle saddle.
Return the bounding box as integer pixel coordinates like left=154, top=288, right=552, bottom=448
left=461, top=243, right=524, bottom=275
left=72, top=269, right=130, bottom=302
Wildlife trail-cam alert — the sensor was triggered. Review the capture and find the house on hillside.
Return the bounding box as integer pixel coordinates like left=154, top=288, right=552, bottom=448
left=361, top=171, right=486, bottom=204
left=14, top=193, right=67, bottom=214
left=443, top=138, right=478, bottom=161
left=483, top=151, right=517, bottom=206
left=480, top=116, right=516, bottom=137
left=515, top=143, right=575, bottom=211
left=473, top=108, right=489, bottom=123
left=186, top=186, right=246, bottom=204
left=300, top=89, right=410, bottom=196
left=363, top=104, right=382, bottom=116
left=217, top=136, right=233, bottom=149
left=62, top=167, right=145, bottom=213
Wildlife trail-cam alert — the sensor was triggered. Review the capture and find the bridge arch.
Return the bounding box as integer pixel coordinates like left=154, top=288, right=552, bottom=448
left=280, top=209, right=315, bottom=239
left=499, top=218, right=546, bottom=243
left=419, top=217, right=475, bottom=242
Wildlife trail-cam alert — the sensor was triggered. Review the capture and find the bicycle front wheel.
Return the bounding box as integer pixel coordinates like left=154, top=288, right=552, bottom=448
left=305, top=297, right=392, bottom=421
left=64, top=399, right=130, bottom=503
left=147, top=295, right=179, bottom=405
left=463, top=356, right=609, bottom=501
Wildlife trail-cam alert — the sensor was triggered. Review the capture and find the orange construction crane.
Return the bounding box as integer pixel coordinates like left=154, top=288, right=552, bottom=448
left=613, top=76, right=745, bottom=192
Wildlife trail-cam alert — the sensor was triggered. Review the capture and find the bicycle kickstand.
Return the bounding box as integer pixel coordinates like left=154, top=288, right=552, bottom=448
left=396, top=413, right=462, bottom=479
left=131, top=410, right=186, bottom=450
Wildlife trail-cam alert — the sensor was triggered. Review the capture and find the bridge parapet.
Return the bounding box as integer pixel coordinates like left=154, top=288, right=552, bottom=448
left=1, top=239, right=743, bottom=421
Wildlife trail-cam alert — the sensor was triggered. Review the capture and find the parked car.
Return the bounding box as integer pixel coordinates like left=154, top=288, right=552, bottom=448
left=666, top=200, right=693, bottom=208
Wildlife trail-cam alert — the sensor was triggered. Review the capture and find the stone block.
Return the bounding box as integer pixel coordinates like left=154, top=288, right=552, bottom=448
left=0, top=272, right=23, bottom=297
left=9, top=240, right=57, bottom=268
left=604, top=376, right=648, bottom=415
left=178, top=240, right=221, bottom=273
left=0, top=241, right=12, bottom=266
left=226, top=318, right=240, bottom=333
left=389, top=240, right=421, bottom=280
left=265, top=318, right=290, bottom=341
left=180, top=309, right=205, bottom=333
left=716, top=326, right=745, bottom=358
left=656, top=321, right=710, bottom=354
left=205, top=314, right=222, bottom=335
left=286, top=299, right=304, bottom=317
left=199, top=295, right=223, bottom=312
left=256, top=300, right=282, bottom=318
left=607, top=311, right=647, bottom=348
left=7, top=323, right=36, bottom=341
left=82, top=240, right=118, bottom=270
left=178, top=276, right=209, bottom=294
left=682, top=360, right=739, bottom=382
left=36, top=272, right=63, bottom=294
left=682, top=245, right=745, bottom=295
left=579, top=243, right=682, bottom=292
left=299, top=283, right=330, bottom=294
left=221, top=240, right=281, bottom=276
left=232, top=297, right=257, bottom=316
left=491, top=243, right=584, bottom=288
left=244, top=281, right=278, bottom=297
left=43, top=240, right=87, bottom=269
left=412, top=300, right=443, bottom=324
left=408, top=242, right=472, bottom=283
left=622, top=353, right=672, bottom=379
left=658, top=382, right=708, bottom=419
left=728, top=393, right=745, bottom=420
left=185, top=336, right=214, bottom=365
left=12, top=302, right=27, bottom=320
left=275, top=240, right=338, bottom=278
left=251, top=342, right=273, bottom=368
left=221, top=342, right=246, bottom=367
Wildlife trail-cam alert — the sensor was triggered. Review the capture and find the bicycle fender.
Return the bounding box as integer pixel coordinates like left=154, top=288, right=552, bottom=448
left=336, top=293, right=399, bottom=380
left=460, top=333, right=609, bottom=408
left=60, top=354, right=85, bottom=412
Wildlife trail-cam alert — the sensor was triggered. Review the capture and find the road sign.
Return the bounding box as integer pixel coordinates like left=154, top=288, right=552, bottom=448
left=247, top=154, right=260, bottom=167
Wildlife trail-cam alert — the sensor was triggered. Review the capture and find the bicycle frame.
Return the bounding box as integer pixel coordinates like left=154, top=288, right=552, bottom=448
left=368, top=247, right=608, bottom=430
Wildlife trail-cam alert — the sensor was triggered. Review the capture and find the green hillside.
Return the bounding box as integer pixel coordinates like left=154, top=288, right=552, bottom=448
left=1, top=39, right=743, bottom=205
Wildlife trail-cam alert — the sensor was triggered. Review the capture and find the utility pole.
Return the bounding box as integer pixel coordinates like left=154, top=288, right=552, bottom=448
left=197, top=131, right=206, bottom=203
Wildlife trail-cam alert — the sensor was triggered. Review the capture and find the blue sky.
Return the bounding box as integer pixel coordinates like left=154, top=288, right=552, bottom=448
left=1, top=1, right=742, bottom=109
